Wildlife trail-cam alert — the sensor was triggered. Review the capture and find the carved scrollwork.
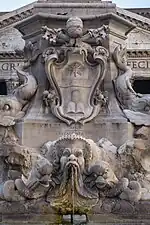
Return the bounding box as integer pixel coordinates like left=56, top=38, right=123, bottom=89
left=42, top=17, right=109, bottom=125
left=86, top=25, right=109, bottom=45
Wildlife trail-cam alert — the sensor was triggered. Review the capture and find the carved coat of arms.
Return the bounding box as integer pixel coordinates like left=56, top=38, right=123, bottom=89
left=42, top=17, right=109, bottom=125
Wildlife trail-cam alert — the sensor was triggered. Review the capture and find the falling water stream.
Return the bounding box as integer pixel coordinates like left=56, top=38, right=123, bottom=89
left=71, top=166, right=75, bottom=224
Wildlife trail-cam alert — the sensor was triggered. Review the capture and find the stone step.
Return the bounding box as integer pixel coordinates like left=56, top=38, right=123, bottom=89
left=1, top=213, right=150, bottom=225
left=0, top=221, right=150, bottom=225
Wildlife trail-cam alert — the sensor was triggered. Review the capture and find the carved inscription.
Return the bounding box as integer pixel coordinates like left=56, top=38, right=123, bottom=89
left=37, top=122, right=94, bottom=139
left=0, top=62, right=23, bottom=72
left=0, top=62, right=24, bottom=80
left=127, top=60, right=150, bottom=69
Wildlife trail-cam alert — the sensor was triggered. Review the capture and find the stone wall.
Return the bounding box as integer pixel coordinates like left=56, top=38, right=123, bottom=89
left=0, top=28, right=24, bottom=52
left=127, top=28, right=150, bottom=50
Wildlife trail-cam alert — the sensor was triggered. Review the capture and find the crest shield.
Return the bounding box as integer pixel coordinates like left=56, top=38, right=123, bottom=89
left=44, top=46, right=108, bottom=125
left=42, top=17, right=109, bottom=124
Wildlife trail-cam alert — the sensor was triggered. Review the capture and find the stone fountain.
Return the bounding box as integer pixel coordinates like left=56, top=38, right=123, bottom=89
left=0, top=0, right=150, bottom=224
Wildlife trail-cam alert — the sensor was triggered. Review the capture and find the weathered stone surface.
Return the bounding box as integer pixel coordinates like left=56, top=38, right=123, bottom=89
left=112, top=200, right=135, bottom=214
left=117, top=140, right=134, bottom=155
left=135, top=126, right=150, bottom=140
left=0, top=0, right=150, bottom=221
left=124, top=110, right=150, bottom=126
left=134, top=138, right=146, bottom=151
left=0, top=28, right=24, bottom=52
left=98, top=138, right=117, bottom=154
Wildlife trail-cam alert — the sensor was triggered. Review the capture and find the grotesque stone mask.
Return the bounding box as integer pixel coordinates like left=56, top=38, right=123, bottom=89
left=60, top=147, right=85, bottom=174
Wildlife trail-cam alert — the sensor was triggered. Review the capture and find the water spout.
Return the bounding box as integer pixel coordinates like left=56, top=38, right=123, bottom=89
left=71, top=166, right=75, bottom=224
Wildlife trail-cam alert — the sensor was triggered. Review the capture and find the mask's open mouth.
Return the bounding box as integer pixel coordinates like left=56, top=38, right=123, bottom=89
left=66, top=161, right=79, bottom=169
left=65, top=161, right=80, bottom=179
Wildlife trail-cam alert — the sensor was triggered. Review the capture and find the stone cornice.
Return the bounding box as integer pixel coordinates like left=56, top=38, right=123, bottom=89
left=127, top=50, right=150, bottom=58
left=17, top=11, right=135, bottom=23
left=0, top=3, right=35, bottom=30
left=0, top=2, right=150, bottom=33
left=117, top=7, right=150, bottom=32
left=34, top=2, right=116, bottom=8
left=16, top=12, right=135, bottom=35
left=1, top=50, right=149, bottom=60
left=126, top=8, right=150, bottom=19
left=0, top=52, right=24, bottom=59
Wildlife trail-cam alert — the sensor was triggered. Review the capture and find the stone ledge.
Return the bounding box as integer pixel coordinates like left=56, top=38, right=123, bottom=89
left=0, top=52, right=24, bottom=59
left=127, top=49, right=150, bottom=58
left=0, top=201, right=150, bottom=224
left=0, top=199, right=150, bottom=216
